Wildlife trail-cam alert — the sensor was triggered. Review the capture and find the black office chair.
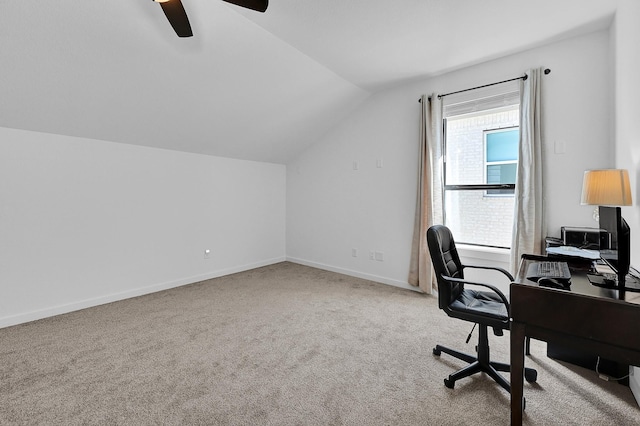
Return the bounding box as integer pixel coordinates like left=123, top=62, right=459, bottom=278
left=426, top=225, right=537, bottom=392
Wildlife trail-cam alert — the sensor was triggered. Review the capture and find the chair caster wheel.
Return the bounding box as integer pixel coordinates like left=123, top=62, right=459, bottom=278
left=525, top=369, right=537, bottom=383
left=444, top=377, right=455, bottom=389
left=433, top=348, right=441, bottom=356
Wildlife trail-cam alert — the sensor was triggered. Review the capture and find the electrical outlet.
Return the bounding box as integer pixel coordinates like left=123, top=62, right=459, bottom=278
left=369, top=250, right=375, bottom=260
left=375, top=251, right=384, bottom=261
left=204, top=249, right=211, bottom=259
left=352, top=248, right=358, bottom=257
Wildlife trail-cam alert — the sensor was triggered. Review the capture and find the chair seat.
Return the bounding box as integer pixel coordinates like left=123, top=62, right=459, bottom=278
left=450, top=289, right=509, bottom=321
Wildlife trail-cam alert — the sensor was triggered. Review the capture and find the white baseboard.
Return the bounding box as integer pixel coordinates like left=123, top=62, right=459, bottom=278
left=286, top=257, right=419, bottom=292
left=0, top=256, right=286, bottom=329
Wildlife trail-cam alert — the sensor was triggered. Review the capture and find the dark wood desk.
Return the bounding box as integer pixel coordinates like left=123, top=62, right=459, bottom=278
left=510, top=254, right=640, bottom=425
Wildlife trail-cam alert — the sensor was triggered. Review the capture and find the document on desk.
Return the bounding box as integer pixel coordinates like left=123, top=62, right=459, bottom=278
left=545, top=246, right=600, bottom=260
left=594, top=263, right=615, bottom=275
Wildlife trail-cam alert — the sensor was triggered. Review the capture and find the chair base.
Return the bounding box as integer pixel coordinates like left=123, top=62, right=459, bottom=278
left=432, top=325, right=537, bottom=393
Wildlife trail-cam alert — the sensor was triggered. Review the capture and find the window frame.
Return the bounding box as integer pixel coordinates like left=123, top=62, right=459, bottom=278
left=441, top=107, right=520, bottom=250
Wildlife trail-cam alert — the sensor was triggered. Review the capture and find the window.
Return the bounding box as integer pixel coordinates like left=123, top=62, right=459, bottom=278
left=442, top=83, right=520, bottom=249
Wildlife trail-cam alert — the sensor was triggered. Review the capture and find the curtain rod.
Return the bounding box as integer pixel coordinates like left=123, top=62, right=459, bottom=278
left=418, top=68, right=551, bottom=103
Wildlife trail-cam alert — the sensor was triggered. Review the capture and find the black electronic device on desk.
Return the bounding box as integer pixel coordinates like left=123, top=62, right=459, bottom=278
left=526, top=260, right=572, bottom=289
left=561, top=226, right=601, bottom=249
left=586, top=206, right=640, bottom=296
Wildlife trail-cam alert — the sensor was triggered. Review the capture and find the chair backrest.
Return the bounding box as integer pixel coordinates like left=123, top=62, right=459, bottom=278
left=426, top=225, right=465, bottom=309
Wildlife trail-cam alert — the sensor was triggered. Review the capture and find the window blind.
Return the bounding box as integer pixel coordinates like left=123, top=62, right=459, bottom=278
left=443, top=80, right=520, bottom=118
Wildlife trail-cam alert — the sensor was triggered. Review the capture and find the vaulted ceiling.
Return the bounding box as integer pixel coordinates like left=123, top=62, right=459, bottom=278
left=0, top=1, right=617, bottom=164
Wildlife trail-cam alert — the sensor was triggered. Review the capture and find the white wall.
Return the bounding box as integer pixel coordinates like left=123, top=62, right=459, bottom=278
left=0, top=128, right=286, bottom=327
left=614, top=0, right=640, bottom=269
left=613, top=0, right=640, bottom=404
left=286, top=29, right=613, bottom=288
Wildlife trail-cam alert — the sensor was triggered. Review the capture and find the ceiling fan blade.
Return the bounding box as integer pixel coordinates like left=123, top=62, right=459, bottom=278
left=222, top=0, right=268, bottom=13
left=159, top=0, right=193, bottom=37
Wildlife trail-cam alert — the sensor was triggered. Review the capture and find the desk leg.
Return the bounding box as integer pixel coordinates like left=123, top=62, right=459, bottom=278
left=511, top=322, right=526, bottom=426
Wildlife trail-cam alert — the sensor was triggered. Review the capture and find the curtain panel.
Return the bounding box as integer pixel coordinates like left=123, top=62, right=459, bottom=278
left=510, top=68, right=545, bottom=273
left=409, top=94, right=443, bottom=294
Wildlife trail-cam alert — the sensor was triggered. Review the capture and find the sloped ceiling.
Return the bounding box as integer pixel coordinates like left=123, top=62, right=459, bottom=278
left=0, top=0, right=617, bottom=164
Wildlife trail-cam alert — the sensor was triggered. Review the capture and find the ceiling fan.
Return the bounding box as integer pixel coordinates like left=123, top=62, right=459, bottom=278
left=152, top=0, right=269, bottom=38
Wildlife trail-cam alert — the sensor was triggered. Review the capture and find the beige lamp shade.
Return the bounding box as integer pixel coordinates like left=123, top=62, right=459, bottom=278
left=580, top=169, right=633, bottom=206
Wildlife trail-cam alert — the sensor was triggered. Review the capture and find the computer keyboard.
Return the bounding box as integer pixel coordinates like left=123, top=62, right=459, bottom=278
left=526, top=261, right=571, bottom=282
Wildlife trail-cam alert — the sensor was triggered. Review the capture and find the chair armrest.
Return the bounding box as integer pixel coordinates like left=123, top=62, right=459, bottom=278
left=462, top=264, right=514, bottom=281
left=442, top=275, right=510, bottom=311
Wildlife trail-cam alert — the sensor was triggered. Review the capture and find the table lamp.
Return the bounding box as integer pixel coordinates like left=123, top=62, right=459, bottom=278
left=580, top=169, right=633, bottom=220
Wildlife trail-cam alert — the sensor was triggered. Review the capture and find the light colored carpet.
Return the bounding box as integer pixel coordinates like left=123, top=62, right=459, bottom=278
left=1, top=262, right=638, bottom=425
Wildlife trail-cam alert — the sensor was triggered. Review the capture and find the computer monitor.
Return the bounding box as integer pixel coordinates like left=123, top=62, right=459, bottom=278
left=598, top=206, right=631, bottom=291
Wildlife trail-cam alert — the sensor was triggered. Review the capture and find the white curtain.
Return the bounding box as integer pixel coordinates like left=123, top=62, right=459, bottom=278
left=510, top=68, right=545, bottom=274
left=409, top=94, right=443, bottom=294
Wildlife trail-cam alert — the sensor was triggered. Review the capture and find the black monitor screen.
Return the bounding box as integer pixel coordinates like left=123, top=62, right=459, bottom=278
left=599, top=206, right=619, bottom=268
left=598, top=206, right=631, bottom=280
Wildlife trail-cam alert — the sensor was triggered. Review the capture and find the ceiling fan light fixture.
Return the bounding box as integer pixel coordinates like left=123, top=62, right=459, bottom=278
left=153, top=0, right=171, bottom=3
